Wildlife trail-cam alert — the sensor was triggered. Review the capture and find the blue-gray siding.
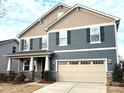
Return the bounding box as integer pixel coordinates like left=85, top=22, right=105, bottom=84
left=49, top=25, right=115, bottom=51
left=0, top=41, right=19, bottom=73
left=50, top=49, right=117, bottom=72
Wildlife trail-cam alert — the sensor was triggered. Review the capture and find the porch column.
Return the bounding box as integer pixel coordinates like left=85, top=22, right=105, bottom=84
left=45, top=55, right=49, bottom=71
left=29, top=57, right=34, bottom=81
left=7, top=58, right=12, bottom=71
left=29, top=57, right=34, bottom=71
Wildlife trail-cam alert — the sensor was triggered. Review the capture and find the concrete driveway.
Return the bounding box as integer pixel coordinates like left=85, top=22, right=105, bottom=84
left=33, top=82, right=107, bottom=93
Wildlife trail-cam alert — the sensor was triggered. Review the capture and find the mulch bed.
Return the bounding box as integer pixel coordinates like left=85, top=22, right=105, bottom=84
left=109, top=82, right=124, bottom=87
left=38, top=80, right=55, bottom=84
left=0, top=80, right=32, bottom=84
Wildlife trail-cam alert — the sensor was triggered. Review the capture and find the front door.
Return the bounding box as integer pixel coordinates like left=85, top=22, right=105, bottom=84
left=34, top=57, right=45, bottom=81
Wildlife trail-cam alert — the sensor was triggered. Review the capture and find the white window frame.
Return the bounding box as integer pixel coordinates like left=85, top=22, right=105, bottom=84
left=23, top=39, right=30, bottom=51
left=23, top=60, right=30, bottom=71
left=41, top=36, right=48, bottom=50
left=90, top=27, right=101, bottom=44
left=59, top=31, right=67, bottom=46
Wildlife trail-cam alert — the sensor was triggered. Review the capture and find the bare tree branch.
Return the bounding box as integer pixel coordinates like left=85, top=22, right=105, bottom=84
left=0, top=0, right=6, bottom=17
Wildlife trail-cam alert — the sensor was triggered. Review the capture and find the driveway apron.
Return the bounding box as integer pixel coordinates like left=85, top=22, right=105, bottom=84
left=32, top=82, right=107, bottom=93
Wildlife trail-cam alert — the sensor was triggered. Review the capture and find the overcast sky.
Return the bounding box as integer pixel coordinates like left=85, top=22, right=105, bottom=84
left=0, top=0, right=124, bottom=58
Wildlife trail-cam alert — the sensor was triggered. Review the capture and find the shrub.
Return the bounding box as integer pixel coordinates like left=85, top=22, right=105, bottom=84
left=112, top=64, right=123, bottom=83
left=7, top=71, right=16, bottom=81
left=14, top=72, right=25, bottom=82
left=43, top=71, right=50, bottom=81
left=0, top=73, right=8, bottom=81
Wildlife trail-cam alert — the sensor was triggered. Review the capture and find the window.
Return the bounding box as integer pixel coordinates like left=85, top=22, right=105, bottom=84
left=42, top=38, right=47, bottom=49
left=57, top=12, right=63, bottom=18
left=69, top=61, right=78, bottom=65
left=59, top=31, right=67, bottom=46
left=12, top=46, right=16, bottom=53
left=23, top=60, right=30, bottom=71
left=24, top=39, right=30, bottom=50
left=93, top=60, right=104, bottom=64
left=90, top=27, right=101, bottom=43
left=81, top=61, right=91, bottom=64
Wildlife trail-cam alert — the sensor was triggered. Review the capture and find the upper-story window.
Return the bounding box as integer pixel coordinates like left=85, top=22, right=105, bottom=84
left=90, top=27, right=101, bottom=43
left=42, top=38, right=47, bottom=49
left=57, top=12, right=63, bottom=18
left=24, top=39, right=30, bottom=51
left=12, top=46, right=16, bottom=53
left=59, top=31, right=67, bottom=46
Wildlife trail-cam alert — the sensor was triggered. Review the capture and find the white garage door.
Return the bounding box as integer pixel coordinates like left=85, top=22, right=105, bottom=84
left=57, top=60, right=106, bottom=83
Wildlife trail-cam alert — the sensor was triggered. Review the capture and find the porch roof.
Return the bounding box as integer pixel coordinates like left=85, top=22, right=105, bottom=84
left=5, top=50, right=53, bottom=58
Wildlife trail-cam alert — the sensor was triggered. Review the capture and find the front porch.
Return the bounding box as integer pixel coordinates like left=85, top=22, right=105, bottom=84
left=5, top=50, right=53, bottom=81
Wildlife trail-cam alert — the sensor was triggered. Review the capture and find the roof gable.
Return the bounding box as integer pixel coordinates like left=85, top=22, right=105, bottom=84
left=45, top=4, right=120, bottom=31
left=17, top=3, right=71, bottom=38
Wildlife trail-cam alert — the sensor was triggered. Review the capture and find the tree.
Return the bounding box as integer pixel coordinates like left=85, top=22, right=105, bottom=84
left=112, top=64, right=123, bottom=83
left=0, top=0, right=6, bottom=17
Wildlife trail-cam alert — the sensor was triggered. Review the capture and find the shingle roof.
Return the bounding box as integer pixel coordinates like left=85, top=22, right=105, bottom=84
left=0, top=39, right=19, bottom=46
left=5, top=50, right=53, bottom=58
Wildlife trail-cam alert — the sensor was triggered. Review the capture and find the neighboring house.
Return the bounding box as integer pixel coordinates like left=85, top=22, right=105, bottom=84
left=5, top=3, right=120, bottom=84
left=0, top=39, right=19, bottom=73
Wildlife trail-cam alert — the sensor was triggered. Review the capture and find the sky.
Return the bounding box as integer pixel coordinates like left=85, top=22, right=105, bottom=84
left=0, top=0, right=124, bottom=58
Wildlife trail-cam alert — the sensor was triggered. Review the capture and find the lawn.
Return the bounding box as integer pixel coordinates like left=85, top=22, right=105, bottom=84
left=0, top=83, right=44, bottom=93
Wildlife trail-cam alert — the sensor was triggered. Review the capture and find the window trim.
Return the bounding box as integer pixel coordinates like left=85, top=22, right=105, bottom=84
left=59, top=31, right=68, bottom=46
left=41, top=37, right=48, bottom=50
left=90, top=27, right=101, bottom=44
left=23, top=39, right=30, bottom=51
left=23, top=60, right=30, bottom=71
left=12, top=46, right=16, bottom=53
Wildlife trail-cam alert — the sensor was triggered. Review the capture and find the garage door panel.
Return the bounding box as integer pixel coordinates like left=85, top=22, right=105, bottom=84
left=58, top=60, right=106, bottom=83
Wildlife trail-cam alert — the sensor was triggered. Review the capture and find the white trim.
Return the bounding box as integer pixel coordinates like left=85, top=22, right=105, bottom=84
left=7, top=58, right=12, bottom=71
left=54, top=47, right=117, bottom=53
left=17, top=3, right=71, bottom=38
left=44, top=55, right=50, bottom=71
left=56, top=58, right=108, bottom=83
left=114, top=22, right=119, bottom=64
left=45, top=4, right=119, bottom=31
left=48, top=22, right=114, bottom=33
left=34, top=61, right=37, bottom=72
left=29, top=57, right=34, bottom=71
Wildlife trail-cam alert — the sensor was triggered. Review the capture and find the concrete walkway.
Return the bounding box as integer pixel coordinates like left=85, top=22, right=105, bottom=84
left=32, top=82, right=107, bottom=93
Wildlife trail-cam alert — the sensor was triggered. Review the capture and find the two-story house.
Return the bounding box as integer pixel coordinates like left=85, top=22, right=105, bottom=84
left=6, top=3, right=120, bottom=83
